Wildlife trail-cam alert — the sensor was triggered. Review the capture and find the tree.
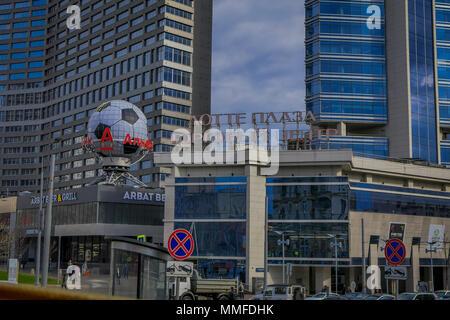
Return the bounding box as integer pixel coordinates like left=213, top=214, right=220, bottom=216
left=0, top=214, right=10, bottom=265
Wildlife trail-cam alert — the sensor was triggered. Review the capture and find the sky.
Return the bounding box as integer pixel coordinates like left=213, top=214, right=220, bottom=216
left=211, top=0, right=305, bottom=115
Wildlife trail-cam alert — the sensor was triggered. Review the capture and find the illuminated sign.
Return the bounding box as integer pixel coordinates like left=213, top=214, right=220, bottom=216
left=82, top=129, right=153, bottom=151
left=30, top=192, right=78, bottom=205
left=123, top=191, right=165, bottom=202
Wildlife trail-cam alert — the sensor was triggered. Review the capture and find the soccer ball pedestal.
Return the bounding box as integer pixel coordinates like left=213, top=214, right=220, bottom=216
left=83, top=100, right=153, bottom=189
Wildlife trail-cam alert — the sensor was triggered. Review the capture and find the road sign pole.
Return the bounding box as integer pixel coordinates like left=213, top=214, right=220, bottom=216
left=362, top=219, right=366, bottom=293
left=175, top=277, right=180, bottom=300
left=335, top=238, right=339, bottom=294
left=282, top=233, right=285, bottom=285
left=396, top=279, right=399, bottom=298
left=431, top=248, right=434, bottom=292
left=264, top=196, right=268, bottom=293
left=42, top=153, right=55, bottom=288
left=35, top=162, right=44, bottom=286
left=386, top=260, right=389, bottom=294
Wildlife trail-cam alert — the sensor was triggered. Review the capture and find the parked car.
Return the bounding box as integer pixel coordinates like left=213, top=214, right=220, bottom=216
left=434, top=290, right=450, bottom=300
left=306, top=292, right=341, bottom=300
left=364, top=294, right=396, bottom=300
left=250, top=293, right=264, bottom=300
left=251, top=284, right=306, bottom=300
left=323, top=294, right=348, bottom=300
left=397, top=292, right=437, bottom=300
left=345, top=292, right=370, bottom=300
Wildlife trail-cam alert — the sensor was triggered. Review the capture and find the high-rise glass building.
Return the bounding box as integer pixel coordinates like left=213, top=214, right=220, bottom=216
left=305, top=0, right=450, bottom=166
left=0, top=0, right=212, bottom=196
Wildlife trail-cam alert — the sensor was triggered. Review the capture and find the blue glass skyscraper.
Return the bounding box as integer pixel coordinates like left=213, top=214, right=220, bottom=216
left=305, top=0, right=450, bottom=166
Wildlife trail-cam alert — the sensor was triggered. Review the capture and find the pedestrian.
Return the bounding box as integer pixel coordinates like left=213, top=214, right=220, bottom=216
left=116, top=266, right=121, bottom=285
left=82, top=261, right=88, bottom=276
left=124, top=263, right=129, bottom=279
left=322, top=285, right=329, bottom=294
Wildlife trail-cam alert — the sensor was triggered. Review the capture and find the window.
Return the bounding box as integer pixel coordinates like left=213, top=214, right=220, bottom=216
left=104, top=17, right=115, bottom=27
left=13, top=22, right=28, bottom=28
left=29, top=61, right=43, bottom=68
left=78, top=41, right=88, bottom=50
left=30, top=40, right=44, bottom=47
left=159, top=19, right=192, bottom=33
left=31, top=20, right=45, bottom=27
left=116, top=35, right=128, bottom=45
left=132, top=3, right=144, bottom=14
left=15, top=12, right=29, bottom=18
left=131, top=29, right=143, bottom=39
left=91, top=36, right=101, bottom=45
left=103, top=29, right=114, bottom=39
left=117, top=10, right=129, bottom=21
left=29, top=50, right=43, bottom=57
left=128, top=94, right=140, bottom=103
left=10, top=73, right=26, bottom=80
left=116, top=48, right=127, bottom=58
left=160, top=32, right=191, bottom=46
left=117, top=23, right=128, bottom=33
left=131, top=16, right=144, bottom=27
left=146, top=23, right=156, bottom=32
left=32, top=10, right=46, bottom=16
left=31, top=30, right=45, bottom=37
left=91, top=23, right=102, bottom=33
left=104, top=6, right=115, bottom=15
left=130, top=42, right=142, bottom=51
left=159, top=5, right=192, bottom=20
left=12, top=43, right=27, bottom=49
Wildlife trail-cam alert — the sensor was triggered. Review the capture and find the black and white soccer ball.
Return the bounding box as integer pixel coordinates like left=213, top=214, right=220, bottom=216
left=86, top=100, right=149, bottom=160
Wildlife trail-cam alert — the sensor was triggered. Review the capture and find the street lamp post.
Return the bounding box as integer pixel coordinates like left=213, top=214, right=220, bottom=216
left=41, top=153, right=56, bottom=288
left=329, top=234, right=342, bottom=295
left=425, top=241, right=437, bottom=293
left=263, top=197, right=268, bottom=294
left=271, top=229, right=293, bottom=285
left=379, top=238, right=389, bottom=294
left=35, top=160, right=44, bottom=286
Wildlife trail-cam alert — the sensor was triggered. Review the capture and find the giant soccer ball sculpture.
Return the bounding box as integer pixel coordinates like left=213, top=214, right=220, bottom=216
left=83, top=100, right=152, bottom=187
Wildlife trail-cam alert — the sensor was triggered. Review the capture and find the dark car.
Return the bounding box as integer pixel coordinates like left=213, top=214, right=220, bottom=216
left=323, top=294, right=348, bottom=300
left=345, top=292, right=370, bottom=300
left=435, top=290, right=450, bottom=300
left=364, top=294, right=396, bottom=300
left=398, top=293, right=437, bottom=300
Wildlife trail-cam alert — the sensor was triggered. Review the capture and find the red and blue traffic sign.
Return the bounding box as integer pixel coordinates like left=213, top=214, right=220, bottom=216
left=168, top=229, right=194, bottom=260
left=385, top=238, right=406, bottom=266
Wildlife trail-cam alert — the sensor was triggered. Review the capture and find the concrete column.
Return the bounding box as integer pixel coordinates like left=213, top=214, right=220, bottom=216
left=407, top=179, right=414, bottom=188
left=163, top=167, right=176, bottom=245
left=267, top=266, right=283, bottom=285
left=291, top=266, right=309, bottom=288
left=348, top=267, right=356, bottom=292
left=369, top=244, right=378, bottom=266
left=315, top=267, right=331, bottom=294
left=408, top=244, right=420, bottom=292
left=245, top=165, right=266, bottom=292
left=337, top=122, right=346, bottom=136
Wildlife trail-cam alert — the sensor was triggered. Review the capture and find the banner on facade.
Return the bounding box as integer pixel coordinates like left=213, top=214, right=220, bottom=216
left=428, top=225, right=445, bottom=252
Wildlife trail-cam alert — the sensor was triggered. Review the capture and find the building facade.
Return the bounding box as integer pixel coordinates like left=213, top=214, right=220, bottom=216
left=157, top=149, right=450, bottom=294
left=0, top=0, right=212, bottom=197
left=305, top=0, right=450, bottom=166
left=14, top=184, right=165, bottom=294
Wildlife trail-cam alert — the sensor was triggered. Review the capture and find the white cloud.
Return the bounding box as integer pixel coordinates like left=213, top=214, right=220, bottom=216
left=211, top=0, right=305, bottom=114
